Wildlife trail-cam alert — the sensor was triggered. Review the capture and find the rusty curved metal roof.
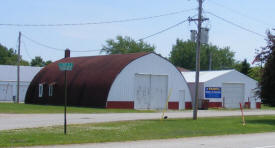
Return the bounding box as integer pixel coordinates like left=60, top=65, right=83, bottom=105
left=25, top=52, right=150, bottom=107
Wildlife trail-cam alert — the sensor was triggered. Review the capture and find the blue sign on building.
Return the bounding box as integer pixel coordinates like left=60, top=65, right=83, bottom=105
left=205, top=87, right=221, bottom=98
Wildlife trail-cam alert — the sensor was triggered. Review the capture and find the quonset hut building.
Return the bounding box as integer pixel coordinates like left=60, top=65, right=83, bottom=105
left=25, top=52, right=192, bottom=110
left=182, top=70, right=260, bottom=109
left=0, top=65, right=42, bottom=102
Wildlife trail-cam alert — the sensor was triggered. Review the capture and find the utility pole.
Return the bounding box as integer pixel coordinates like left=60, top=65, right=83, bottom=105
left=193, top=0, right=203, bottom=120
left=188, top=0, right=208, bottom=120
left=17, top=32, right=21, bottom=104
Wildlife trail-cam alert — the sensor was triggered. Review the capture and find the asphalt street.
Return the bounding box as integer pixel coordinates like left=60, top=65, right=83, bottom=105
left=1, top=110, right=275, bottom=130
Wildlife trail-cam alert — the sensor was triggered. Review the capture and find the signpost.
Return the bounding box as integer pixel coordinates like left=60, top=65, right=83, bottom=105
left=58, top=62, right=73, bottom=135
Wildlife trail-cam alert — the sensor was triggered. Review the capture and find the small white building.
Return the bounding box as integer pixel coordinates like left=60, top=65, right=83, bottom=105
left=0, top=65, right=42, bottom=102
left=182, top=70, right=260, bottom=109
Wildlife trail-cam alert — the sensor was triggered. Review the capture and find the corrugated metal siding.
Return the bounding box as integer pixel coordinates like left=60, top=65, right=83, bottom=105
left=25, top=52, right=150, bottom=108
left=0, top=65, right=42, bottom=81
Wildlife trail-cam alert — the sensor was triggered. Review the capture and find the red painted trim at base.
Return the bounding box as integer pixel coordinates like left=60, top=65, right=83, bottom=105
left=168, top=102, right=179, bottom=110
left=185, top=102, right=192, bottom=109
left=208, top=102, right=222, bottom=108
left=245, top=102, right=251, bottom=109
left=106, top=101, right=134, bottom=109
left=256, top=102, right=261, bottom=109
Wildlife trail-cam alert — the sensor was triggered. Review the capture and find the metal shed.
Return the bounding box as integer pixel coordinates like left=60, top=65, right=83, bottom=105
left=0, top=65, right=42, bottom=102
left=182, top=70, right=260, bottom=109
left=26, top=52, right=192, bottom=110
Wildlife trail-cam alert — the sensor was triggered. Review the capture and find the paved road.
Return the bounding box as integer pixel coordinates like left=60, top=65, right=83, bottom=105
left=29, top=132, right=275, bottom=148
left=1, top=110, right=275, bottom=130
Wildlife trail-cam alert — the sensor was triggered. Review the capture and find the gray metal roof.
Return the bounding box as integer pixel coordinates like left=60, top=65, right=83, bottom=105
left=0, top=65, right=42, bottom=82
left=182, top=70, right=233, bottom=83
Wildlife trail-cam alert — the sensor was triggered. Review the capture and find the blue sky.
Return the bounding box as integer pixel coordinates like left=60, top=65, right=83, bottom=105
left=0, top=0, right=274, bottom=64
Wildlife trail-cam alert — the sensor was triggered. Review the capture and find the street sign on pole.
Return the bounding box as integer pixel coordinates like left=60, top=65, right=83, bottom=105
left=58, top=62, right=73, bottom=135
left=58, top=62, right=73, bottom=71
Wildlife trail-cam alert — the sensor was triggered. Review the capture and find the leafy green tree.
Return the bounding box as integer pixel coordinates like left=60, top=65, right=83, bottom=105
left=169, top=40, right=235, bottom=70
left=260, top=31, right=275, bottom=106
left=31, top=56, right=52, bottom=67
left=0, top=44, right=29, bottom=66
left=234, top=59, right=251, bottom=75
left=101, top=36, right=155, bottom=54
left=248, top=66, right=261, bottom=81
left=44, top=60, right=52, bottom=66
left=31, top=56, right=44, bottom=67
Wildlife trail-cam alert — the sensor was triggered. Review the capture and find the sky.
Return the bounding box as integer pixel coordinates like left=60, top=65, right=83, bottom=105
left=0, top=0, right=274, bottom=64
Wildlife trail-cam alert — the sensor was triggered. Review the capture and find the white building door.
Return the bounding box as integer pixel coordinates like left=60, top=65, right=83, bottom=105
left=178, top=90, right=185, bottom=110
left=222, top=83, right=244, bottom=108
left=134, top=74, right=168, bottom=110
left=150, top=75, right=168, bottom=109
left=134, top=74, right=151, bottom=109
left=0, top=84, right=13, bottom=101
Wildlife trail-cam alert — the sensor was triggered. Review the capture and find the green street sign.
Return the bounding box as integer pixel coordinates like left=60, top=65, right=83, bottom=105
left=58, top=62, right=73, bottom=71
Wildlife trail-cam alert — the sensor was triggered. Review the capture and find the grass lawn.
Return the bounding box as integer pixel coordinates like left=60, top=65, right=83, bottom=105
left=0, top=103, right=155, bottom=114
left=1, top=115, right=275, bottom=147
left=261, top=104, right=275, bottom=110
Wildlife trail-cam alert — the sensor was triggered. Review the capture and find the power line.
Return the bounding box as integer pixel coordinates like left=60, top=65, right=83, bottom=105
left=22, top=34, right=65, bottom=51
left=21, top=40, right=33, bottom=60
left=0, top=8, right=195, bottom=27
left=139, top=19, right=188, bottom=40
left=22, top=33, right=101, bottom=52
left=206, top=12, right=266, bottom=38
left=207, top=0, right=272, bottom=28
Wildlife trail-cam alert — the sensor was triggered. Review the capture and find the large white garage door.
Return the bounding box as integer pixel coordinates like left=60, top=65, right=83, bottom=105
left=0, top=84, right=13, bottom=101
left=134, top=74, right=168, bottom=110
left=222, top=83, right=244, bottom=108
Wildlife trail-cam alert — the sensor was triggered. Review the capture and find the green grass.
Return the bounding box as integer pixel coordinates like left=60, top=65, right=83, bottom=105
left=1, top=115, right=275, bottom=147
left=261, top=104, right=275, bottom=110
left=0, top=103, right=155, bottom=114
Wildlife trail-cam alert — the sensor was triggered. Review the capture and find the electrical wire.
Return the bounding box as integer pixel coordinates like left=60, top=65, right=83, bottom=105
left=22, top=33, right=101, bottom=52
left=21, top=40, right=33, bottom=60
left=206, top=12, right=266, bottom=38
left=139, top=19, right=189, bottom=40
left=0, top=8, right=195, bottom=27
left=207, top=0, right=272, bottom=28
left=22, top=33, right=64, bottom=51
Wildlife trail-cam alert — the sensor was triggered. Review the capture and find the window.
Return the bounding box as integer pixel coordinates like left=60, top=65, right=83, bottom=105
left=49, top=85, right=53, bottom=97
left=38, top=84, right=43, bottom=98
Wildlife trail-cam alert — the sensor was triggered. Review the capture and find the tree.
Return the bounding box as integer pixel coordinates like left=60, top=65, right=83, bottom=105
left=234, top=59, right=251, bottom=75
left=101, top=36, right=155, bottom=54
left=0, top=43, right=29, bottom=66
left=31, top=56, right=52, bottom=67
left=169, top=40, right=235, bottom=70
left=44, top=60, right=52, bottom=66
left=260, top=31, right=275, bottom=106
left=248, top=66, right=261, bottom=82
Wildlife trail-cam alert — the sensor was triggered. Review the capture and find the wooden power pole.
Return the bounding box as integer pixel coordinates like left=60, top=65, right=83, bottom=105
left=193, top=0, right=203, bottom=120
left=17, top=32, right=21, bottom=103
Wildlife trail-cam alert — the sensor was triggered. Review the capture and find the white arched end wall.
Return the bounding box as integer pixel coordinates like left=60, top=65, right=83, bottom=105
left=205, top=70, right=258, bottom=108
left=106, top=53, right=191, bottom=110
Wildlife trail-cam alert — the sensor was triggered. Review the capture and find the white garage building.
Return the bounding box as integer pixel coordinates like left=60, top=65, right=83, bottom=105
left=182, top=70, right=260, bottom=109
left=0, top=65, right=42, bottom=102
